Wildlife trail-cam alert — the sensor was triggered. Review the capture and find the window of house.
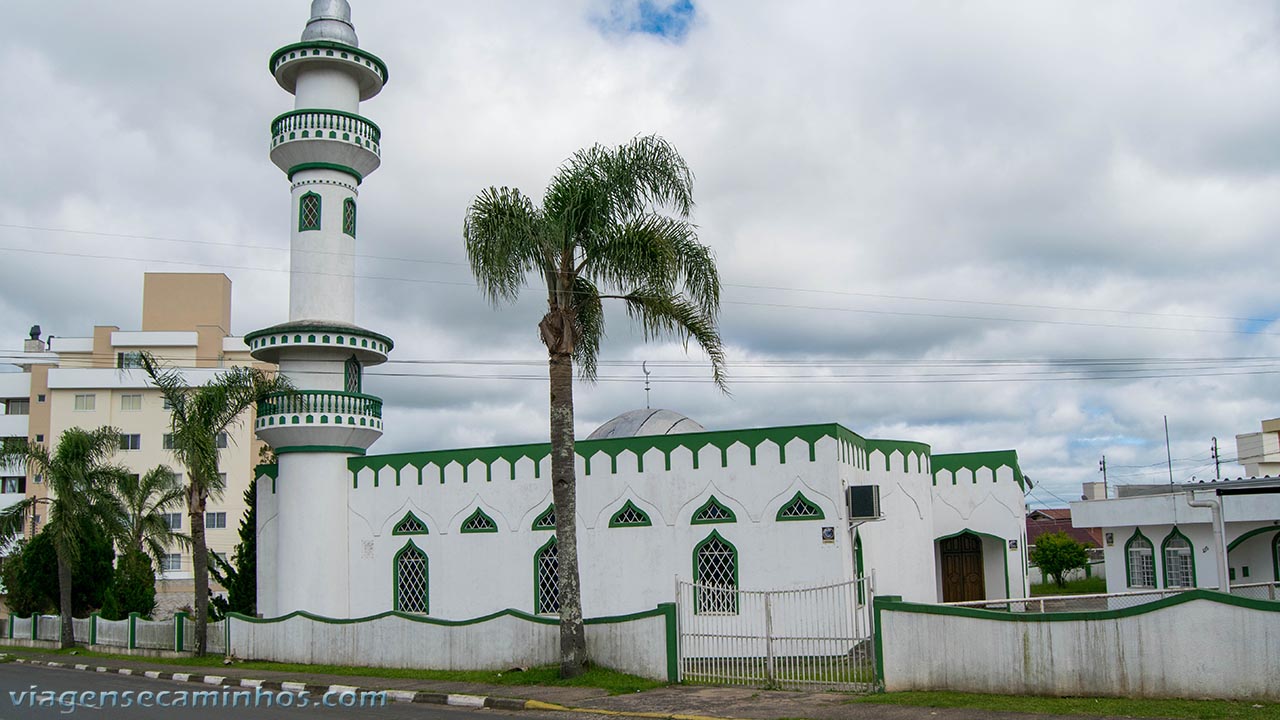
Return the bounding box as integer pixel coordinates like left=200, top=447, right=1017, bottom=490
left=116, top=352, right=144, bottom=369
left=163, top=433, right=174, bottom=450
left=206, top=512, right=227, bottom=530
left=535, top=536, right=559, bottom=614
left=162, top=512, right=182, bottom=530
left=217, top=472, right=227, bottom=487
left=394, top=542, right=428, bottom=614
left=691, top=496, right=736, bottom=524
left=120, top=394, right=142, bottom=411
left=1162, top=528, right=1195, bottom=589
left=342, top=198, right=357, bottom=237
left=609, top=500, right=652, bottom=527
left=531, top=504, right=555, bottom=531
left=163, top=398, right=173, bottom=410
left=37, top=394, right=45, bottom=403
left=161, top=554, right=182, bottom=572
left=694, top=531, right=739, bottom=614
left=1125, top=529, right=1156, bottom=588
left=118, top=434, right=141, bottom=451
left=5, top=399, right=29, bottom=415
left=460, top=507, right=498, bottom=533
left=34, top=434, right=43, bottom=443
left=1, top=477, right=24, bottom=494
left=212, top=552, right=228, bottom=567
left=216, top=432, right=228, bottom=449
left=299, top=192, right=322, bottom=231
left=392, top=512, right=428, bottom=535
left=775, top=491, right=824, bottom=521
left=74, top=394, right=96, bottom=411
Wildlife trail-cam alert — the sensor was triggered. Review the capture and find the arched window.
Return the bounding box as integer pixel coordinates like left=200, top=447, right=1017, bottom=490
left=298, top=192, right=322, bottom=231
left=535, top=536, right=559, bottom=614
left=461, top=507, right=498, bottom=533
left=344, top=355, right=362, bottom=394
left=1162, top=528, right=1195, bottom=589
left=531, top=504, right=555, bottom=531
left=693, top=531, right=738, bottom=615
left=776, top=491, right=824, bottom=521
left=691, top=496, right=736, bottom=524
left=393, top=542, right=428, bottom=613
left=854, top=530, right=866, bottom=604
left=392, top=512, right=427, bottom=536
left=1125, top=529, right=1155, bottom=589
left=609, top=500, right=651, bottom=527
left=342, top=197, right=357, bottom=237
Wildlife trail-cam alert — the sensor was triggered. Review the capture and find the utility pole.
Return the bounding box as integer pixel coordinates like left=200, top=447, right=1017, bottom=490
left=1165, top=415, right=1174, bottom=486
left=1211, top=437, right=1220, bottom=480
left=1098, top=455, right=1108, bottom=498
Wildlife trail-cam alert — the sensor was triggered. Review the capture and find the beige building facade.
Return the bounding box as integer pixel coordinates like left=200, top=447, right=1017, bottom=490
left=1, top=273, right=270, bottom=616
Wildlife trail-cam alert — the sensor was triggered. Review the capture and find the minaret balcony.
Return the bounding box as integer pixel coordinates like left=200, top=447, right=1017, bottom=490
left=270, top=109, right=381, bottom=180
left=255, top=389, right=384, bottom=452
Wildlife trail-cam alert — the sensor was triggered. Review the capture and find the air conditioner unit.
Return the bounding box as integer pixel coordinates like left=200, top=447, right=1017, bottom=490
left=846, top=485, right=881, bottom=521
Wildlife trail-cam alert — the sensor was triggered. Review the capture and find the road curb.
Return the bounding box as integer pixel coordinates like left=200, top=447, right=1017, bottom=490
left=6, top=656, right=553, bottom=711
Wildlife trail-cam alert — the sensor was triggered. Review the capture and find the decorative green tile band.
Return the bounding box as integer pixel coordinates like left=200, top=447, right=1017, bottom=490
left=270, top=41, right=389, bottom=85
left=244, top=323, right=393, bottom=355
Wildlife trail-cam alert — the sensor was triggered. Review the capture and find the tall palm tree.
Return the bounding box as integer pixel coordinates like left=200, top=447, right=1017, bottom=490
left=0, top=427, right=128, bottom=648
left=109, top=465, right=190, bottom=573
left=463, top=135, right=726, bottom=677
left=139, top=353, right=291, bottom=656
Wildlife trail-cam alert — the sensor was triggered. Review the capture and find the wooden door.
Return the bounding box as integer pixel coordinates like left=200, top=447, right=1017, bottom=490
left=941, top=533, right=985, bottom=602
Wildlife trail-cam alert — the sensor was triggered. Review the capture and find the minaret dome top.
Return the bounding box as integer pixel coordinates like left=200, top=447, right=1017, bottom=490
left=302, top=0, right=359, bottom=47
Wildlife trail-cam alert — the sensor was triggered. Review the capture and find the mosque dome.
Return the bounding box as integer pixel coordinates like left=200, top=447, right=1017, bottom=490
left=301, top=0, right=359, bottom=46
left=586, top=409, right=705, bottom=440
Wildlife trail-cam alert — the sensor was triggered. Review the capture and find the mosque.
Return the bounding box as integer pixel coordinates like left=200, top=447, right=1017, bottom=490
left=249, top=1, right=1033, bottom=621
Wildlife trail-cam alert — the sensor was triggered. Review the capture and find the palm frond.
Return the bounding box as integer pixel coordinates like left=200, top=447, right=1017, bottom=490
left=622, top=289, right=728, bottom=392
left=570, top=277, right=604, bottom=380
left=464, top=186, right=545, bottom=304
left=0, top=497, right=36, bottom=543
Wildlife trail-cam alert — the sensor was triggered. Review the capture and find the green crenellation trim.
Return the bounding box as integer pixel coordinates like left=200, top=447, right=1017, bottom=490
left=865, top=439, right=932, bottom=474
left=931, top=450, right=1027, bottom=491
left=255, top=464, right=279, bottom=480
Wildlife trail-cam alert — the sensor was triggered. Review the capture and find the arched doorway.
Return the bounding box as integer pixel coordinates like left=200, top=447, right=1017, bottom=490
left=941, top=532, right=985, bottom=602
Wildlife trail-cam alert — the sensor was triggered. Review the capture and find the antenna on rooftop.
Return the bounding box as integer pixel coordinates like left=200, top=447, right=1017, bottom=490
left=642, top=361, right=652, bottom=409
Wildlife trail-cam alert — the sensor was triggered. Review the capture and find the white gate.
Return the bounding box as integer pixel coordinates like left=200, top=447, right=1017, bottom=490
left=676, top=576, right=875, bottom=692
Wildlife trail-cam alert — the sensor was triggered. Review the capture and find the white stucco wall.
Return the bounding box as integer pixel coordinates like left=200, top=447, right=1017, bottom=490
left=930, top=456, right=1030, bottom=600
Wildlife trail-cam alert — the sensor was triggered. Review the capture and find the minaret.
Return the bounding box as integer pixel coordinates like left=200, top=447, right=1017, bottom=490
left=246, top=0, right=391, bottom=618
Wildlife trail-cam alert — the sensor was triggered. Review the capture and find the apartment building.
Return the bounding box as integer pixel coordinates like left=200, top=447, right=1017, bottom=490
left=1, top=273, right=270, bottom=615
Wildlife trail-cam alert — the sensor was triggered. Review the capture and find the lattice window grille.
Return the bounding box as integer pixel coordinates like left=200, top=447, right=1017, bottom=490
left=610, top=501, right=650, bottom=527
left=344, top=355, right=362, bottom=394
left=393, top=514, right=426, bottom=535
left=777, top=493, right=823, bottom=520
left=461, top=508, right=497, bottom=533
left=396, top=546, right=428, bottom=614
left=533, top=506, right=556, bottom=530
left=695, top=536, right=738, bottom=615
left=1164, top=537, right=1194, bottom=588
left=693, top=497, right=735, bottom=523
left=299, top=193, right=321, bottom=231
left=342, top=198, right=357, bottom=237
left=1128, top=542, right=1155, bottom=588
left=536, top=540, right=559, bottom=614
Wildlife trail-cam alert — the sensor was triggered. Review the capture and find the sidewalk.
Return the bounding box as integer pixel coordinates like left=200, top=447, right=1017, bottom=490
left=0, top=648, right=1136, bottom=720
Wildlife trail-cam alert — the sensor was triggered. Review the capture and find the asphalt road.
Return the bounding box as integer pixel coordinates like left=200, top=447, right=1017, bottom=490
left=0, top=664, right=543, bottom=720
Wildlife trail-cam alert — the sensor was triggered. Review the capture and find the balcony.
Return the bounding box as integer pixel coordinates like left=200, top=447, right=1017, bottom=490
left=0, top=414, right=28, bottom=438
left=269, top=109, right=381, bottom=181
left=254, top=390, right=383, bottom=453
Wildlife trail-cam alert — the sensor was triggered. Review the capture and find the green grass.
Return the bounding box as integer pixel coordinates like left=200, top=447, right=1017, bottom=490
left=850, top=691, right=1280, bottom=719
left=1030, top=576, right=1108, bottom=596
left=0, top=645, right=661, bottom=695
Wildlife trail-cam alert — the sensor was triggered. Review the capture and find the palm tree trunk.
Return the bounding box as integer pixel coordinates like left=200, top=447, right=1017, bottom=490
left=549, top=349, right=587, bottom=678
left=56, top=549, right=74, bottom=649
left=190, top=490, right=210, bottom=656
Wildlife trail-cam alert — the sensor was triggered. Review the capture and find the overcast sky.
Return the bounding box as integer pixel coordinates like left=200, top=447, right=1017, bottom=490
left=3, top=1, right=1280, bottom=507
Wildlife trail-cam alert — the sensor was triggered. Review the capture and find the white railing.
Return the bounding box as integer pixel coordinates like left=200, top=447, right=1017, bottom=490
left=72, top=617, right=90, bottom=643
left=11, top=616, right=31, bottom=638
left=946, top=582, right=1280, bottom=613
left=96, top=618, right=129, bottom=647
left=134, top=618, right=173, bottom=649
left=1230, top=581, right=1280, bottom=602
left=181, top=617, right=225, bottom=654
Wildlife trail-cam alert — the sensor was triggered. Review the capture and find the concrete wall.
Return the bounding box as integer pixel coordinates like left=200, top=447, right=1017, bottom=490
left=931, top=457, right=1030, bottom=601
left=877, top=591, right=1280, bottom=699
left=226, top=605, right=676, bottom=681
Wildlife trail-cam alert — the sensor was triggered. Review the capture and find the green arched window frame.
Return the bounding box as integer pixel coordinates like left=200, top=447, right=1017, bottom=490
left=1161, top=527, right=1196, bottom=589
left=391, top=511, right=428, bottom=536
left=776, top=491, right=825, bottom=521
left=693, top=530, right=739, bottom=615
left=342, top=197, right=357, bottom=237
left=854, top=530, right=866, bottom=604
left=609, top=499, right=652, bottom=528
left=298, top=191, right=322, bottom=232
left=1124, top=528, right=1156, bottom=589
left=691, top=496, right=736, bottom=525
left=393, top=540, right=428, bottom=614
left=460, top=507, right=498, bottom=533
left=531, top=504, right=555, bottom=531
left=534, top=535, right=558, bottom=614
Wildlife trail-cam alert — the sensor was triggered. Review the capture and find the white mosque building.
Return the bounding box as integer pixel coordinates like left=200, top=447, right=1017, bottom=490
left=250, top=1, right=1034, bottom=622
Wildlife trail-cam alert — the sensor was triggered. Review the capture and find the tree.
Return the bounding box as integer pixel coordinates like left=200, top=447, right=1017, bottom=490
left=210, top=477, right=257, bottom=620
left=1, top=538, right=54, bottom=617
left=139, top=353, right=291, bottom=656
left=463, top=135, right=725, bottom=677
left=109, top=465, right=190, bottom=574
left=102, top=548, right=157, bottom=620
left=0, top=427, right=127, bottom=647
left=1030, top=532, right=1090, bottom=588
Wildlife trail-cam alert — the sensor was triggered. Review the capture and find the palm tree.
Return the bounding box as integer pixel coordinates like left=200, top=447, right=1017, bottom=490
left=0, top=427, right=128, bottom=648
left=139, top=353, right=291, bottom=656
left=463, top=135, right=726, bottom=677
left=109, top=465, right=190, bottom=573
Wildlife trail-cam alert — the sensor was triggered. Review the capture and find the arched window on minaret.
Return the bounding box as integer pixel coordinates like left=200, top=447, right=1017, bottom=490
left=299, top=191, right=322, bottom=232
left=344, top=354, right=362, bottom=393
left=343, top=198, right=357, bottom=237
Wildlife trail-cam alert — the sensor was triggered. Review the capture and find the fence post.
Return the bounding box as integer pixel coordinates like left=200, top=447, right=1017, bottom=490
left=89, top=612, right=98, bottom=646
left=32, top=615, right=39, bottom=641
left=7, top=614, right=12, bottom=639
left=174, top=612, right=187, bottom=652
left=764, top=591, right=776, bottom=686
left=128, top=612, right=139, bottom=650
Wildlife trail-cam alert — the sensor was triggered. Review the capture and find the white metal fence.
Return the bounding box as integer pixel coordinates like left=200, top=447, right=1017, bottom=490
left=11, top=616, right=32, bottom=639
left=71, top=618, right=90, bottom=643
left=946, top=581, right=1280, bottom=613
left=96, top=618, right=129, bottom=647
left=181, top=618, right=225, bottom=654
left=676, top=576, right=875, bottom=692
left=35, top=616, right=59, bottom=641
